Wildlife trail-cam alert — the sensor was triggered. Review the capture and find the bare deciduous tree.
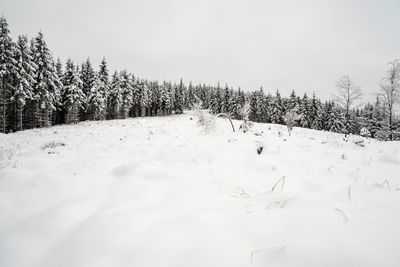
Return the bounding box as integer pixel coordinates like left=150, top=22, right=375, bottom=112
left=379, top=59, right=400, bottom=138
left=334, top=75, right=362, bottom=117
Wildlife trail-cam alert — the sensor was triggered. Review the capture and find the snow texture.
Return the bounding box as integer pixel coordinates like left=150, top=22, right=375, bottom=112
left=0, top=112, right=400, bottom=267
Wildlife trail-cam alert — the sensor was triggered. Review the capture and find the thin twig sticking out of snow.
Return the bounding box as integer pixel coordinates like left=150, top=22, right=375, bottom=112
left=335, top=208, right=349, bottom=221
left=382, top=180, right=391, bottom=190
left=216, top=113, right=235, bottom=132
left=271, top=176, right=286, bottom=192
left=348, top=186, right=352, bottom=203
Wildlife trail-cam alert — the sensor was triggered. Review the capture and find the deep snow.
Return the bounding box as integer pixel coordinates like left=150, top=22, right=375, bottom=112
left=0, top=113, right=400, bottom=267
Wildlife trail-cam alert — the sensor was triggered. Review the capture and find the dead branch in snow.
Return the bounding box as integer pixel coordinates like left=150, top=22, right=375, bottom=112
left=271, top=176, right=286, bottom=192
left=335, top=208, right=349, bottom=221
left=216, top=113, right=235, bottom=132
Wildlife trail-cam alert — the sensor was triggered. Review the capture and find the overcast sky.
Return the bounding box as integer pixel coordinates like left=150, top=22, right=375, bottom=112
left=3, top=0, right=400, bottom=102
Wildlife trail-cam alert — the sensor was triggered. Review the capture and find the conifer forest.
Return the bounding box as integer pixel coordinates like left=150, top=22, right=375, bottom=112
left=1, top=16, right=399, bottom=140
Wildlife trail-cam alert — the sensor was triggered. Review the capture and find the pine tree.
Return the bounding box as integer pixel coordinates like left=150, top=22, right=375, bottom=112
left=13, top=35, right=36, bottom=131
left=159, top=81, right=173, bottom=115
left=149, top=81, right=160, bottom=116
left=272, top=90, right=285, bottom=124
left=53, top=58, right=64, bottom=125
left=0, top=17, right=18, bottom=133
left=80, top=58, right=95, bottom=120
left=140, top=80, right=151, bottom=116
left=98, top=58, right=110, bottom=113
left=174, top=78, right=185, bottom=114
left=287, top=90, right=298, bottom=111
left=31, top=32, right=62, bottom=128
left=62, top=59, right=85, bottom=124
left=86, top=73, right=107, bottom=120
left=298, top=93, right=309, bottom=128
left=186, top=82, right=197, bottom=108
left=324, top=102, right=345, bottom=133
left=119, top=70, right=133, bottom=119
left=107, top=71, right=122, bottom=119
left=221, top=84, right=231, bottom=114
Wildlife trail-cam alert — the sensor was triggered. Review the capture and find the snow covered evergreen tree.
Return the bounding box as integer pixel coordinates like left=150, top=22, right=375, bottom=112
left=86, top=73, right=107, bottom=121
left=149, top=81, right=160, bottom=116
left=107, top=71, right=122, bottom=119
left=119, top=70, right=133, bottom=119
left=0, top=16, right=18, bottom=133
left=159, top=81, right=173, bottom=115
left=221, top=84, right=231, bottom=114
left=53, top=58, right=64, bottom=125
left=287, top=90, right=298, bottom=111
left=62, top=59, right=85, bottom=124
left=271, top=90, right=285, bottom=124
left=174, top=79, right=185, bottom=114
left=80, top=58, right=95, bottom=120
left=140, top=80, right=151, bottom=116
left=13, top=35, right=36, bottom=131
left=31, top=31, right=61, bottom=128
left=324, top=102, right=345, bottom=133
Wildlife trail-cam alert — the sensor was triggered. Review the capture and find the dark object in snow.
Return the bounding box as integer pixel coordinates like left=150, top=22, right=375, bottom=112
left=257, top=146, right=263, bottom=155
left=353, top=140, right=365, bottom=147
left=41, top=141, right=66, bottom=150
left=254, top=131, right=263, bottom=136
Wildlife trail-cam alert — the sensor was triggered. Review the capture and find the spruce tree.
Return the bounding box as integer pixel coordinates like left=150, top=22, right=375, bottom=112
left=272, top=90, right=285, bottom=124
left=53, top=58, right=64, bottom=125
left=80, top=58, right=95, bottom=120
left=221, top=84, right=231, bottom=114
left=256, top=87, right=267, bottom=122
left=159, top=81, right=173, bottom=115
left=140, top=80, right=151, bottom=116
left=0, top=17, right=18, bottom=133
left=31, top=32, right=62, bottom=128
left=86, top=73, right=107, bottom=120
left=62, top=59, right=85, bottom=124
left=287, top=90, right=298, bottom=111
left=119, top=70, right=133, bottom=119
left=107, top=71, right=122, bottom=119
left=14, top=35, right=36, bottom=131
left=174, top=79, right=185, bottom=114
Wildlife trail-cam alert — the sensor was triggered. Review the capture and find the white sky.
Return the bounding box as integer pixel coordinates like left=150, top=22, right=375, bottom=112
left=3, top=0, right=400, bottom=102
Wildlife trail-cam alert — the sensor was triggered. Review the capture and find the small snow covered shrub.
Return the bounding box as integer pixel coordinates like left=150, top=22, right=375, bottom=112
left=239, top=102, right=253, bottom=133
left=41, top=141, right=66, bottom=150
left=284, top=111, right=300, bottom=136
left=193, top=102, right=216, bottom=132
left=360, top=127, right=371, bottom=138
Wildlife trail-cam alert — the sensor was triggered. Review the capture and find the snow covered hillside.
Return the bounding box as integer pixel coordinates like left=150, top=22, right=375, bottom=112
left=1, top=113, right=400, bottom=267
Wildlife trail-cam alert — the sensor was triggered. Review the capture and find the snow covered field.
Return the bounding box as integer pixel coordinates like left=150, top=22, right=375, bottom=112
left=1, top=112, right=400, bottom=267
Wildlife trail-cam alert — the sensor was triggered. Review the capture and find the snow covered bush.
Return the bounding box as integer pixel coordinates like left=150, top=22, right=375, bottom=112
left=360, top=127, right=371, bottom=138
left=192, top=101, right=216, bottom=132
left=284, top=111, right=300, bottom=135
left=239, top=102, right=253, bottom=133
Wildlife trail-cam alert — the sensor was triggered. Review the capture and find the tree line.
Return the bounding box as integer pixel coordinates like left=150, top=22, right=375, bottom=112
left=1, top=16, right=399, bottom=140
